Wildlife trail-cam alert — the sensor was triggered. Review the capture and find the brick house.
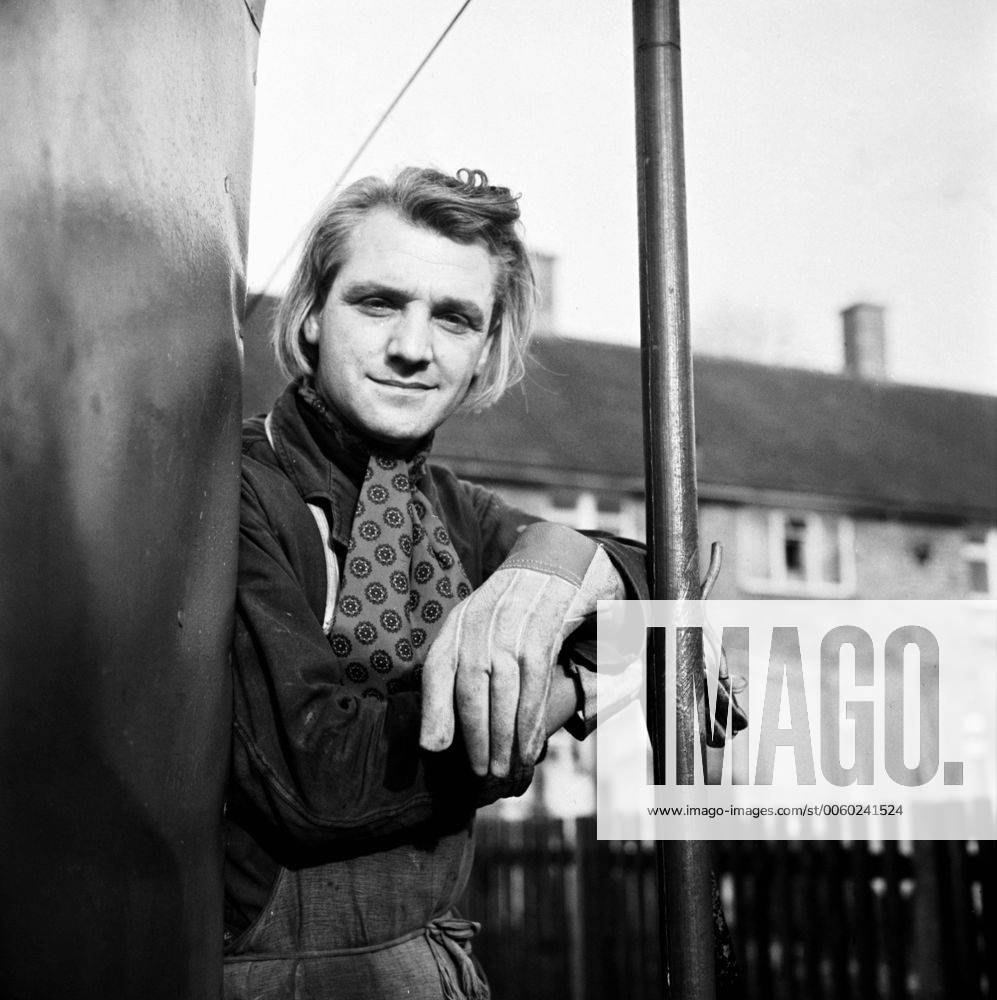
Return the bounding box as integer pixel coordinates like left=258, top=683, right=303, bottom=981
left=429, top=304, right=997, bottom=605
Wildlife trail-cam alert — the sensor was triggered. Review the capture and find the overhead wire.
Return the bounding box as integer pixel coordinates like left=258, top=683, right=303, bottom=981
left=245, top=0, right=475, bottom=322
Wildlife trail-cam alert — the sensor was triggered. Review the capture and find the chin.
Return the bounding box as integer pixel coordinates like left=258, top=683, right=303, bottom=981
left=396, top=403, right=448, bottom=432
left=364, top=412, right=435, bottom=447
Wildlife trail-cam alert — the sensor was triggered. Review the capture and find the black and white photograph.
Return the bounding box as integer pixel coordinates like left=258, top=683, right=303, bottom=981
left=1, top=2, right=994, bottom=998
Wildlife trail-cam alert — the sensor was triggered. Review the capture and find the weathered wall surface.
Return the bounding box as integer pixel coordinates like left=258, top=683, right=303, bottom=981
left=0, top=3, right=261, bottom=995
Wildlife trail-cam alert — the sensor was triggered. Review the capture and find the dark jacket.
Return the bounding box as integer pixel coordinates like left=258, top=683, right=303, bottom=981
left=224, top=382, right=647, bottom=938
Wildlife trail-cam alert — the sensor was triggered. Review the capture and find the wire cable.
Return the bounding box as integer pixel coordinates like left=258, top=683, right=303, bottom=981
left=245, top=0, right=475, bottom=321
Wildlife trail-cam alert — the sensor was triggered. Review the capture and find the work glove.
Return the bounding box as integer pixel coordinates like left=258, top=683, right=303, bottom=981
left=419, top=521, right=625, bottom=776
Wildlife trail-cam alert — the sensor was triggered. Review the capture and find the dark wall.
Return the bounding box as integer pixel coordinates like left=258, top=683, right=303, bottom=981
left=0, top=3, right=261, bottom=995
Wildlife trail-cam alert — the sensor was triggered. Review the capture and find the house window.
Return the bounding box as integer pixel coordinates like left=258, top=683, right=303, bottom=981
left=543, top=490, right=644, bottom=539
left=963, top=528, right=997, bottom=597
left=783, top=516, right=807, bottom=582
left=738, top=508, right=855, bottom=595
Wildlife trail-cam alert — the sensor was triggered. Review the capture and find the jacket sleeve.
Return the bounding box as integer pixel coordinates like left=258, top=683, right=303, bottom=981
left=455, top=476, right=649, bottom=597
left=231, top=468, right=533, bottom=850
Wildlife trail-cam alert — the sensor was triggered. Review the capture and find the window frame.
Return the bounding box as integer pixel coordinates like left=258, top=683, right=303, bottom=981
left=963, top=527, right=997, bottom=598
left=737, top=507, right=856, bottom=597
left=542, top=489, right=645, bottom=539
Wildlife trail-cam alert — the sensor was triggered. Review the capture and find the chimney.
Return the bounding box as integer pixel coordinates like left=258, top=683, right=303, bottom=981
left=530, top=251, right=556, bottom=334
left=841, top=302, right=887, bottom=379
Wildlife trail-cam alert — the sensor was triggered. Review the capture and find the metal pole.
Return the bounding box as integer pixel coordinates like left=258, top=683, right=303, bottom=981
left=632, top=1, right=717, bottom=997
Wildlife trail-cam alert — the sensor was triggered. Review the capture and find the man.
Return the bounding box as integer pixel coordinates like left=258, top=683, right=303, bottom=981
left=223, top=167, right=646, bottom=1000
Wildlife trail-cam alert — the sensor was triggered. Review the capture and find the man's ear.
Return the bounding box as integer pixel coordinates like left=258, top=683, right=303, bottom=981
left=303, top=313, right=320, bottom=346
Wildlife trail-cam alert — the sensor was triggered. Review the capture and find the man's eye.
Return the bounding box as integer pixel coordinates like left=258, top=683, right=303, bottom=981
left=438, top=313, right=472, bottom=331
left=358, top=297, right=394, bottom=314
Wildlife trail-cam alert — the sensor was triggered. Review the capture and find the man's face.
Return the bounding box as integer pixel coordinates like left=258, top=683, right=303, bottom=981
left=304, top=208, right=497, bottom=448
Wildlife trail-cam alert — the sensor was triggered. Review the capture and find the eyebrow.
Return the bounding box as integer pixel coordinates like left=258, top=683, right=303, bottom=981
left=435, top=295, right=486, bottom=329
left=341, top=281, right=487, bottom=330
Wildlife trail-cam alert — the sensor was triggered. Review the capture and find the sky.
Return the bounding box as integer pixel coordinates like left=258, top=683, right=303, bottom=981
left=247, top=0, right=996, bottom=394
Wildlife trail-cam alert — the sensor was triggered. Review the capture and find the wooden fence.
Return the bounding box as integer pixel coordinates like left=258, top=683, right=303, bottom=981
left=459, top=816, right=995, bottom=999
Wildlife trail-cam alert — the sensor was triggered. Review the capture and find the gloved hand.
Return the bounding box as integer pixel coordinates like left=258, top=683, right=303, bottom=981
left=419, top=522, right=625, bottom=776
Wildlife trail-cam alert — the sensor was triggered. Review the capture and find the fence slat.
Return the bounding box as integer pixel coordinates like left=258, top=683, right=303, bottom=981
left=978, top=840, right=997, bottom=999
left=825, top=841, right=851, bottom=998
left=798, top=841, right=824, bottom=1000
left=940, top=839, right=977, bottom=997
left=879, top=841, right=904, bottom=1000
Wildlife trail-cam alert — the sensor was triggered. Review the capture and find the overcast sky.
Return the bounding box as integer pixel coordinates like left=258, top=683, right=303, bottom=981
left=247, top=1, right=996, bottom=394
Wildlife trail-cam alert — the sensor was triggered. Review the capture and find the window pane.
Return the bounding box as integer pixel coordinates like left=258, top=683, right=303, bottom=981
left=818, top=514, right=842, bottom=583
left=784, top=516, right=807, bottom=580
left=968, top=559, right=989, bottom=594
left=740, top=509, right=770, bottom=579
left=550, top=488, right=577, bottom=510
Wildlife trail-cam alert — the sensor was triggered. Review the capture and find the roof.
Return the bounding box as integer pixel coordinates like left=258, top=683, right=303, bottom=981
left=242, top=297, right=997, bottom=522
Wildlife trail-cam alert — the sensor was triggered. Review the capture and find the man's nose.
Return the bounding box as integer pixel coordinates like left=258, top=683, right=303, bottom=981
left=386, top=307, right=433, bottom=365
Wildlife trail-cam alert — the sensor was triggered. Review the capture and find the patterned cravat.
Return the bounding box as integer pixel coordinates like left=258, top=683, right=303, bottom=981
left=328, top=452, right=473, bottom=700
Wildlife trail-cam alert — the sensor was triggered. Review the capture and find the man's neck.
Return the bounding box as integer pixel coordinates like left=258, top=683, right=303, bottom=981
left=296, top=378, right=433, bottom=466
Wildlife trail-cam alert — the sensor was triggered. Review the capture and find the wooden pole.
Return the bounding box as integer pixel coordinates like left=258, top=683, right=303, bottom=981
left=632, top=1, right=717, bottom=996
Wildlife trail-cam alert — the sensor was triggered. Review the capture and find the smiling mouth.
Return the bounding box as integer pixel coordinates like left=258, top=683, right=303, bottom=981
left=370, top=377, right=435, bottom=391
